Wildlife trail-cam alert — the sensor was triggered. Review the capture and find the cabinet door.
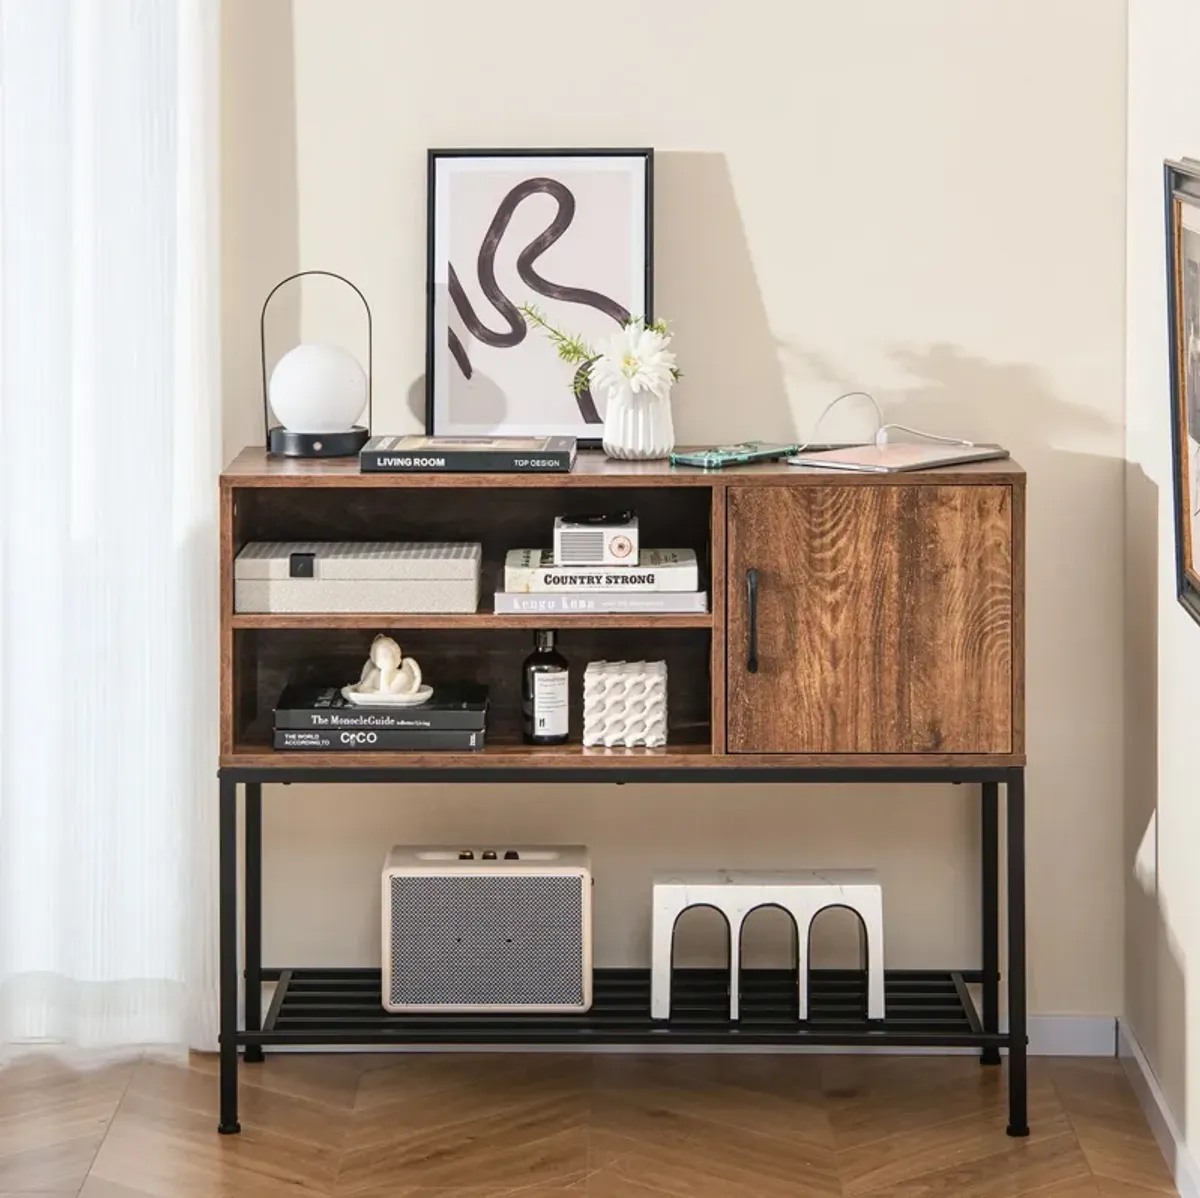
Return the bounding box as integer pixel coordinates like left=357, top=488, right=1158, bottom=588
left=727, top=484, right=1013, bottom=755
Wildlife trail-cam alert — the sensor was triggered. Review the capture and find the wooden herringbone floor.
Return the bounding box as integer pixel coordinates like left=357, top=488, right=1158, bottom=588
left=0, top=1051, right=1176, bottom=1197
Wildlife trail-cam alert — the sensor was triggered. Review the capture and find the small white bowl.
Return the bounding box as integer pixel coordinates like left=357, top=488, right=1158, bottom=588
left=341, top=684, right=433, bottom=707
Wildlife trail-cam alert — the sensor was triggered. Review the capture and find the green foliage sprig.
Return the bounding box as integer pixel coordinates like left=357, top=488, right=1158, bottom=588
left=518, top=305, right=681, bottom=395
left=519, top=304, right=595, bottom=395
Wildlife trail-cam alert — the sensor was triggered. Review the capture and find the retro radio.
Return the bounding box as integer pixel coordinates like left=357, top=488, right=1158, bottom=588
left=381, top=844, right=592, bottom=1013
left=553, top=512, right=639, bottom=566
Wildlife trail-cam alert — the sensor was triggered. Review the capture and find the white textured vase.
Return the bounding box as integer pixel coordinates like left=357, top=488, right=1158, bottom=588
left=601, top=387, right=675, bottom=461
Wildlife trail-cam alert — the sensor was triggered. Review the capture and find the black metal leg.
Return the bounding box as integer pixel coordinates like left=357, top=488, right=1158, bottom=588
left=219, top=775, right=241, bottom=1134
left=1005, top=769, right=1028, bottom=1137
left=981, top=781, right=1000, bottom=1065
left=243, top=782, right=264, bottom=1064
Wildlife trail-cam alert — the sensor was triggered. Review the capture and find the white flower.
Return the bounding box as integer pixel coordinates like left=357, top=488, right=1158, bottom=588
left=589, top=320, right=676, bottom=402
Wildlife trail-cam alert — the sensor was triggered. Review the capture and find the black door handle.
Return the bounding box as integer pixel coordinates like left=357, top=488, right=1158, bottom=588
left=746, top=568, right=759, bottom=673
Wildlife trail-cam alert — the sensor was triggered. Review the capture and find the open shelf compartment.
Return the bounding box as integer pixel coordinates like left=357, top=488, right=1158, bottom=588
left=248, top=966, right=997, bottom=1048
left=231, top=626, right=712, bottom=756
left=229, top=484, right=716, bottom=633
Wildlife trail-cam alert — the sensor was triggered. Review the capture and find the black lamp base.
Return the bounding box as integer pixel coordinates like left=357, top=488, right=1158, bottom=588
left=267, top=427, right=369, bottom=458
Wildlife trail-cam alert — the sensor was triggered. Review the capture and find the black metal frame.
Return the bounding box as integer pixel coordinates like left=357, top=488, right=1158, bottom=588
left=1165, top=158, right=1200, bottom=628
left=216, top=764, right=1027, bottom=1140
left=424, top=147, right=655, bottom=446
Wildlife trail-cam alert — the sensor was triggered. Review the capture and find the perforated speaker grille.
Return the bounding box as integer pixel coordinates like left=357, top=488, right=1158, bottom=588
left=388, top=875, right=584, bottom=1007
left=557, top=531, right=605, bottom=564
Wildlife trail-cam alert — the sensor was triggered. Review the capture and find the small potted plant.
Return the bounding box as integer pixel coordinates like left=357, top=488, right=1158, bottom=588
left=520, top=305, right=680, bottom=460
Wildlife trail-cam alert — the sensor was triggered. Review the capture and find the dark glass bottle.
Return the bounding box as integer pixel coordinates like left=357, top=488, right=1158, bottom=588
left=521, top=630, right=569, bottom=745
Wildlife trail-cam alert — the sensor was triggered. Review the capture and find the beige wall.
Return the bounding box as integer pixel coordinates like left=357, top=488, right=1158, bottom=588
left=222, top=0, right=1129, bottom=1016
left=1125, top=0, right=1200, bottom=1147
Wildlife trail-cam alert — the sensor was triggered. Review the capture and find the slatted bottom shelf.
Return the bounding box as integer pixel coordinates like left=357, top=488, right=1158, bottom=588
left=249, top=967, right=998, bottom=1048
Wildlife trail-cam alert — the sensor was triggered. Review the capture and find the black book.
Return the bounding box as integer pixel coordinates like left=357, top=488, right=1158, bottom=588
left=360, top=435, right=576, bottom=474
left=275, top=727, right=485, bottom=751
left=274, top=683, right=488, bottom=731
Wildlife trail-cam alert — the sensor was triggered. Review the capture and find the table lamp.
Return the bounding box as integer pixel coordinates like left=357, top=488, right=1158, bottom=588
left=260, top=270, right=372, bottom=457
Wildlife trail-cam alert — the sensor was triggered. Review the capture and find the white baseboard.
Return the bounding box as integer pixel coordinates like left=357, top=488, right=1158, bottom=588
left=1118, top=1019, right=1200, bottom=1198
left=1027, top=1014, right=1116, bottom=1056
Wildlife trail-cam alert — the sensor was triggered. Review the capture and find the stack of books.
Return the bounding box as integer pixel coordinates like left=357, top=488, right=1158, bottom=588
left=495, top=547, right=707, bottom=615
left=273, top=683, right=488, bottom=751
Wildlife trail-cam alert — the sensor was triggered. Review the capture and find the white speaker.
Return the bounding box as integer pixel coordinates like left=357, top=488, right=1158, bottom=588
left=381, top=845, right=592, bottom=1013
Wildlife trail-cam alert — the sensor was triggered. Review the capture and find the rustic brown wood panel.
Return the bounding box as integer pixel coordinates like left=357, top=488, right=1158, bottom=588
left=224, top=743, right=715, bottom=769
left=709, top=486, right=727, bottom=753
left=219, top=484, right=235, bottom=757
left=230, top=612, right=711, bottom=630
left=222, top=446, right=1026, bottom=488
left=727, top=484, right=1013, bottom=755
left=1010, top=475, right=1027, bottom=756
left=222, top=747, right=1024, bottom=769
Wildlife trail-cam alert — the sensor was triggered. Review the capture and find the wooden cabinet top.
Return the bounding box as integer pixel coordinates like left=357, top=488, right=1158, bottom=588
left=221, top=447, right=1025, bottom=489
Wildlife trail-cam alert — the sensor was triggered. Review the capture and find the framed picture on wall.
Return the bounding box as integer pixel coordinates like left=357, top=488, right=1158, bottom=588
left=425, top=148, right=653, bottom=442
left=1165, top=158, right=1200, bottom=626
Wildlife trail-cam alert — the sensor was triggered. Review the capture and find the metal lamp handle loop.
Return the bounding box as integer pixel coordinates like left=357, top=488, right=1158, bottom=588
left=259, top=270, right=373, bottom=446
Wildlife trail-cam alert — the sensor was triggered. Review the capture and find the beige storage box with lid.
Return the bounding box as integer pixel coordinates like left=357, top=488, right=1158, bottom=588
left=234, top=541, right=482, bottom=613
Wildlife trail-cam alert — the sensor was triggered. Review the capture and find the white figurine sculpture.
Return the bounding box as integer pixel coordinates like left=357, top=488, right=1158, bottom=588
left=356, top=634, right=423, bottom=696
left=583, top=660, right=667, bottom=747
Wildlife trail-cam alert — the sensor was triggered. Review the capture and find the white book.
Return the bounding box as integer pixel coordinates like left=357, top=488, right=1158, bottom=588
left=493, top=591, right=709, bottom=615
left=503, top=548, right=699, bottom=593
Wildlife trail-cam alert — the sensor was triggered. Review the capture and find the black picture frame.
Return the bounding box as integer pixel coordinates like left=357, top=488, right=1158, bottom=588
left=425, top=147, right=654, bottom=446
left=1165, top=158, right=1200, bottom=627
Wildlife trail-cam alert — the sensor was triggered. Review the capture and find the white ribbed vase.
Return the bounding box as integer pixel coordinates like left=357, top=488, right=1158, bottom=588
left=601, top=386, right=675, bottom=461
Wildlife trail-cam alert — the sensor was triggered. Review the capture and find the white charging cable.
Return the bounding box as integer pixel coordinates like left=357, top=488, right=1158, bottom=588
left=791, top=390, right=974, bottom=453
left=875, top=423, right=975, bottom=449
left=791, top=391, right=884, bottom=454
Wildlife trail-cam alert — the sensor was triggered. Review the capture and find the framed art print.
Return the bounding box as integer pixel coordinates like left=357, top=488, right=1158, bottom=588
left=1166, top=158, right=1200, bottom=626
left=426, top=148, right=653, bottom=442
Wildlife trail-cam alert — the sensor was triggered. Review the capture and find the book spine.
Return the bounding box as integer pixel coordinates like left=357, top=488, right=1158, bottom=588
left=275, top=728, right=486, bottom=751
left=360, top=450, right=572, bottom=473
left=503, top=563, right=699, bottom=594
left=493, top=592, right=709, bottom=615
left=274, top=710, right=487, bottom=731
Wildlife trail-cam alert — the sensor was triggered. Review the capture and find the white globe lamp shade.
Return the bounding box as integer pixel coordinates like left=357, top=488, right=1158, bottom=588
left=269, top=342, right=367, bottom=434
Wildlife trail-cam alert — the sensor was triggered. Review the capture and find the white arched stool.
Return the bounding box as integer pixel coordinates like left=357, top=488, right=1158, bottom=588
left=650, top=870, right=885, bottom=1022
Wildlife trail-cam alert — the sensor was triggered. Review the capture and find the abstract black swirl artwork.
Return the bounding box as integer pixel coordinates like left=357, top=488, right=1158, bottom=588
left=426, top=149, right=653, bottom=441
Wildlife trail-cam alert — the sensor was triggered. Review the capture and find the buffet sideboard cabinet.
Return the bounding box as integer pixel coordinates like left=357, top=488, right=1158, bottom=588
left=217, top=448, right=1027, bottom=1135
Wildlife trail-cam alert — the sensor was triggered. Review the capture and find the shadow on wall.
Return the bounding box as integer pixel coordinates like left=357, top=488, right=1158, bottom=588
left=779, top=340, right=1118, bottom=447
left=220, top=0, right=300, bottom=459
left=1124, top=463, right=1188, bottom=1145
left=654, top=151, right=791, bottom=443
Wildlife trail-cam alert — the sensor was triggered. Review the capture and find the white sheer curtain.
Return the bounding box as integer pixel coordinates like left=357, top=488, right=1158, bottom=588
left=0, top=0, right=220, bottom=1049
